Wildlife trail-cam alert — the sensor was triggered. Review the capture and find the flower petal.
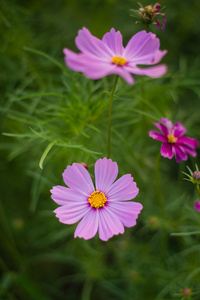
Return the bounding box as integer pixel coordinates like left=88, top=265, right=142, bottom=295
left=173, top=122, right=187, bottom=137
left=102, top=28, right=124, bottom=56
left=151, top=118, right=173, bottom=136
left=82, top=58, right=134, bottom=84
left=98, top=208, right=124, bottom=241
left=178, top=136, right=198, bottom=148
left=123, top=31, right=157, bottom=61
left=160, top=143, right=174, bottom=159
left=126, top=49, right=167, bottom=65
left=179, top=144, right=197, bottom=157
left=151, top=121, right=169, bottom=136
left=160, top=118, right=173, bottom=129
left=161, top=14, right=167, bottom=31
left=54, top=202, right=90, bottom=225
left=74, top=208, right=99, bottom=240
left=125, top=64, right=167, bottom=78
left=50, top=185, right=86, bottom=205
left=75, top=27, right=112, bottom=59
left=110, top=67, right=134, bottom=84
left=63, top=49, right=86, bottom=72
left=95, top=158, right=118, bottom=192
left=124, top=31, right=167, bottom=65
left=63, top=163, right=94, bottom=195
left=106, top=174, right=139, bottom=201
left=108, top=201, right=143, bottom=227
left=173, top=145, right=188, bottom=163
left=149, top=130, right=167, bottom=142
left=151, top=49, right=167, bottom=64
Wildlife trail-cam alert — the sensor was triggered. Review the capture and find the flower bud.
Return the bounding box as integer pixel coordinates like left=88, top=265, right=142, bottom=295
left=147, top=216, right=160, bottom=229
left=193, top=171, right=200, bottom=181
left=182, top=288, right=192, bottom=297
left=194, top=200, right=200, bottom=213
left=80, top=162, right=88, bottom=170
left=12, top=218, right=24, bottom=230
left=182, top=166, right=200, bottom=184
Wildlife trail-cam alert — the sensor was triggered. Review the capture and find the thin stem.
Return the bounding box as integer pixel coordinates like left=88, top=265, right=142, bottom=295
left=155, top=153, right=165, bottom=216
left=155, top=153, right=167, bottom=262
left=140, top=76, right=148, bottom=156
left=146, top=25, right=150, bottom=32
left=107, top=75, right=119, bottom=158
left=196, top=184, right=200, bottom=198
left=81, top=278, right=93, bottom=300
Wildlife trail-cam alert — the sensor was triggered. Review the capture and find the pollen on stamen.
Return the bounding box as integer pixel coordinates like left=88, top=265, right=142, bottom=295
left=88, top=191, right=107, bottom=209
left=167, top=134, right=177, bottom=143
left=111, top=56, right=127, bottom=66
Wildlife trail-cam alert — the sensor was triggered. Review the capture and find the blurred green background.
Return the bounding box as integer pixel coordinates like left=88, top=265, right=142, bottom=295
left=1, top=0, right=200, bottom=299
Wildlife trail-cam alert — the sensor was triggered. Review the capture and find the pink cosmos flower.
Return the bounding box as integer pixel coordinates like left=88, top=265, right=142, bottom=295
left=50, top=157, right=142, bottom=241
left=149, top=118, right=198, bottom=163
left=63, top=27, right=167, bottom=84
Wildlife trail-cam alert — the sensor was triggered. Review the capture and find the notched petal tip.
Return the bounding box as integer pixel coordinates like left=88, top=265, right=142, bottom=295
left=136, top=202, right=143, bottom=211
left=78, top=27, right=88, bottom=34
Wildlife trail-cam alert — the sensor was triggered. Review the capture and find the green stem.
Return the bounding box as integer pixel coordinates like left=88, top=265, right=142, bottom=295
left=140, top=76, right=147, bottom=156
left=81, top=278, right=93, bottom=300
left=155, top=153, right=167, bottom=261
left=196, top=184, right=200, bottom=198
left=107, top=75, right=119, bottom=158
left=155, top=153, right=164, bottom=216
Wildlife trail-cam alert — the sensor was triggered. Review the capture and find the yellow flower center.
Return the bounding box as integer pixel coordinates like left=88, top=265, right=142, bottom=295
left=167, top=134, right=177, bottom=143
left=88, top=191, right=107, bottom=209
left=111, top=56, right=127, bottom=66
left=145, top=5, right=156, bottom=13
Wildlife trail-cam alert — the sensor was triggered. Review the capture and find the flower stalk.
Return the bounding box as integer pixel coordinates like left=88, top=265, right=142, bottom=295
left=107, top=76, right=119, bottom=158
left=155, top=152, right=165, bottom=216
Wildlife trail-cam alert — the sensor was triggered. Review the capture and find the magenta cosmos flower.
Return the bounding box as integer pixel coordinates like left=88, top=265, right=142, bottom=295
left=50, top=158, right=143, bottom=241
left=149, top=118, right=198, bottom=163
left=63, top=27, right=167, bottom=84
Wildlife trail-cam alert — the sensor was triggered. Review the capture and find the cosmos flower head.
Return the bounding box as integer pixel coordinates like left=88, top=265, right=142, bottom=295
left=149, top=118, right=198, bottom=163
left=50, top=157, right=143, bottom=241
left=131, top=3, right=167, bottom=31
left=63, top=27, right=167, bottom=85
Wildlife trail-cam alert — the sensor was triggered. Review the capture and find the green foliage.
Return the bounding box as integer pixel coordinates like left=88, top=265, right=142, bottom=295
left=1, top=0, right=200, bottom=299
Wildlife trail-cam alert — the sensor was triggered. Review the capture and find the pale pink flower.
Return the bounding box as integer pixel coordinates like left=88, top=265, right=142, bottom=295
left=63, top=27, right=167, bottom=84
left=51, top=158, right=142, bottom=241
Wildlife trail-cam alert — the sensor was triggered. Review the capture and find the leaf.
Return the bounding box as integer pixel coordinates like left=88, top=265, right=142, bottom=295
left=23, top=47, right=67, bottom=73
left=9, top=92, right=69, bottom=103
left=170, top=231, right=200, bottom=236
left=39, top=141, right=56, bottom=169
